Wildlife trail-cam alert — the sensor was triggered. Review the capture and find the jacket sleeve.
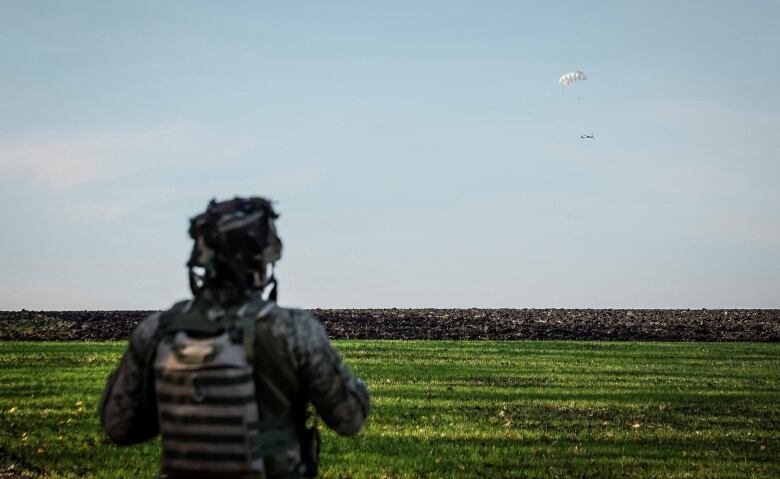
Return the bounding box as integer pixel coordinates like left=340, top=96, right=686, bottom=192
left=99, top=312, right=161, bottom=445
left=296, top=312, right=370, bottom=436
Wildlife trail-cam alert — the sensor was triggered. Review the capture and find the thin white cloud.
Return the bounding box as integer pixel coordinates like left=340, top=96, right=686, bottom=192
left=0, top=123, right=265, bottom=224
left=0, top=123, right=259, bottom=190
left=0, top=132, right=121, bottom=188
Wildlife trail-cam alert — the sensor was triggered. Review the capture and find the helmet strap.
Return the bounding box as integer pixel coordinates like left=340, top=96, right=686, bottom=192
left=265, top=264, right=278, bottom=302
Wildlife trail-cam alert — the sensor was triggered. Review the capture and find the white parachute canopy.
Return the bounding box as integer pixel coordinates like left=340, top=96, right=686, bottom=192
left=559, top=70, right=587, bottom=86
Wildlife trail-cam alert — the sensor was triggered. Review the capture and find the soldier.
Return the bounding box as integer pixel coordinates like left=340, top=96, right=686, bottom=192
left=100, top=197, right=370, bottom=478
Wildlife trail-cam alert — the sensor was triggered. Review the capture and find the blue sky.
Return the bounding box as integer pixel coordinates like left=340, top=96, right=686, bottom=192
left=1, top=1, right=778, bottom=310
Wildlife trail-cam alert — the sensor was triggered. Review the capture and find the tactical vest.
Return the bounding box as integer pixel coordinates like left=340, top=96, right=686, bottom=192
left=153, top=298, right=298, bottom=478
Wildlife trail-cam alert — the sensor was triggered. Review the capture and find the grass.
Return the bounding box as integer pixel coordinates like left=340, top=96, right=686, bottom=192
left=0, top=340, right=778, bottom=478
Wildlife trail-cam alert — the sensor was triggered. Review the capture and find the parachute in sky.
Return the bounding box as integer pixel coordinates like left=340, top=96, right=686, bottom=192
left=559, top=71, right=587, bottom=86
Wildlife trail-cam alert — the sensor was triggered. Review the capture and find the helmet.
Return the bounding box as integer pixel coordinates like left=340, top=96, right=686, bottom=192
left=187, top=196, right=283, bottom=301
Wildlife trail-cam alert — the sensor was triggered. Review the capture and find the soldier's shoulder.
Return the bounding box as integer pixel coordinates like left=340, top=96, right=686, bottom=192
left=250, top=305, right=326, bottom=367
left=269, top=305, right=317, bottom=322
left=133, top=299, right=190, bottom=340
left=133, top=311, right=161, bottom=339
left=266, top=305, right=320, bottom=331
left=266, top=305, right=328, bottom=346
left=164, top=299, right=193, bottom=315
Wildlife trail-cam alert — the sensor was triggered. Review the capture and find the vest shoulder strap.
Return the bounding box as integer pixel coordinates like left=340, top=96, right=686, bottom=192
left=237, top=296, right=277, bottom=362
left=237, top=298, right=299, bottom=417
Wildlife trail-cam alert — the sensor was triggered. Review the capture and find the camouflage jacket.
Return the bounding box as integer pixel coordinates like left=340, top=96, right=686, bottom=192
left=99, top=297, right=370, bottom=478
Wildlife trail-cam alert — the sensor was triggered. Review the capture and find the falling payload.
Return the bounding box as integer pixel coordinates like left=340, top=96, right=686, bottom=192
left=559, top=70, right=587, bottom=86
left=560, top=71, right=594, bottom=139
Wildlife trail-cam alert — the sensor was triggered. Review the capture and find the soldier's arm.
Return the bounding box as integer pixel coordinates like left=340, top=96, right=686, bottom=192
left=296, top=312, right=370, bottom=436
left=99, top=312, right=161, bottom=445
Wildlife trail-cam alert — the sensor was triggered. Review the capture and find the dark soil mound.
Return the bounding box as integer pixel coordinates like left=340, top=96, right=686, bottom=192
left=0, top=310, right=151, bottom=341
left=312, top=309, right=780, bottom=341
left=1, top=308, right=778, bottom=341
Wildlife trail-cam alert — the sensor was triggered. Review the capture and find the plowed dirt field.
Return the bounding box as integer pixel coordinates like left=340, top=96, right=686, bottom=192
left=1, top=308, right=778, bottom=341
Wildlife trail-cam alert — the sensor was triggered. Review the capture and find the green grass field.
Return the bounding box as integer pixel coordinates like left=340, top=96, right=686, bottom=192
left=0, top=341, right=778, bottom=478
